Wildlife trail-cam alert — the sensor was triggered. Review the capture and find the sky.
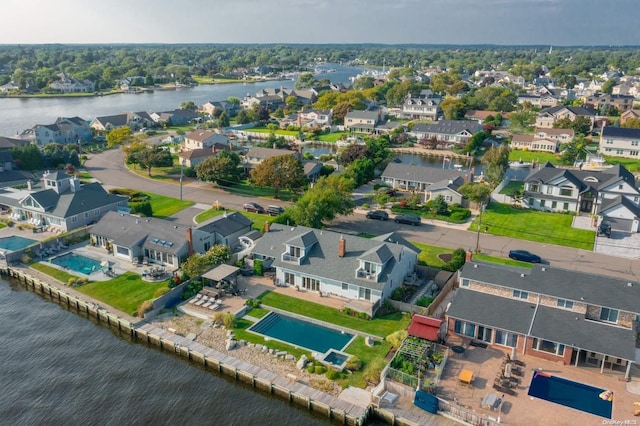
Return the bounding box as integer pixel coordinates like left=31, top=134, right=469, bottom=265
left=2, top=0, right=640, bottom=46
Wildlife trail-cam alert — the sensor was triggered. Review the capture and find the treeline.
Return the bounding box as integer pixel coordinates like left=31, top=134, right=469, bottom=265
left=2, top=44, right=640, bottom=90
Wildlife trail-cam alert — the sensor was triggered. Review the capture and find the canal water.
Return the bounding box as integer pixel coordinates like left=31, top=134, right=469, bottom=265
left=0, top=63, right=365, bottom=137
left=0, top=278, right=337, bottom=425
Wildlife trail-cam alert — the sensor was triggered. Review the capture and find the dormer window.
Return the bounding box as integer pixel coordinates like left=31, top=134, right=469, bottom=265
left=288, top=246, right=300, bottom=258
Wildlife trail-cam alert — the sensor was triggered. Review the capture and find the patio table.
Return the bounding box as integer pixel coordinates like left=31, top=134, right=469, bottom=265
left=459, top=369, right=474, bottom=384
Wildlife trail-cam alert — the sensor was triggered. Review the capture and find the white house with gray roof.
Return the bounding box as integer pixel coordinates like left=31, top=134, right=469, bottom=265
left=448, top=261, right=639, bottom=379
left=0, top=171, right=128, bottom=232
left=411, top=120, right=482, bottom=148
left=251, top=224, right=419, bottom=316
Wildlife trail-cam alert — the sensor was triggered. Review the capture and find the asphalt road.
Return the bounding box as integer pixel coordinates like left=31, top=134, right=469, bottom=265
left=84, top=148, right=640, bottom=281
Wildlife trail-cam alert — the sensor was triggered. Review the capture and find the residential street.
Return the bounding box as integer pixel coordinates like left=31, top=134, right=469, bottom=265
left=84, top=148, right=640, bottom=281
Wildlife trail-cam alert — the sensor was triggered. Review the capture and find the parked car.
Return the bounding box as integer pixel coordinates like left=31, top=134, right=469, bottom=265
left=243, top=202, right=265, bottom=214
left=394, top=214, right=421, bottom=226
left=597, top=221, right=611, bottom=238
left=508, top=249, right=542, bottom=263
left=366, top=210, right=389, bottom=221
left=266, top=205, right=285, bottom=216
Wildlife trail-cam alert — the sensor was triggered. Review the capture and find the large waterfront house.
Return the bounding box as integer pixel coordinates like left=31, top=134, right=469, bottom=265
left=599, top=126, right=640, bottom=160
left=90, top=112, right=155, bottom=132
left=344, top=109, right=402, bottom=135
left=279, top=109, right=333, bottom=129
left=447, top=261, right=639, bottom=380
left=380, top=163, right=470, bottom=201
left=49, top=73, right=95, bottom=93
left=150, top=109, right=201, bottom=126
left=195, top=211, right=253, bottom=249
left=535, top=106, right=596, bottom=129
left=243, top=147, right=298, bottom=170
left=251, top=224, right=419, bottom=316
left=410, top=120, right=482, bottom=148
left=523, top=163, right=640, bottom=231
left=400, top=90, right=443, bottom=120
left=200, top=100, right=242, bottom=117
left=20, top=117, right=92, bottom=147
left=0, top=171, right=128, bottom=232
left=510, top=128, right=574, bottom=153
left=183, top=129, right=230, bottom=151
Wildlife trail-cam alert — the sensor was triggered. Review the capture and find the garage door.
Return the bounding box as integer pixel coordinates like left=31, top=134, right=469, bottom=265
left=604, top=217, right=633, bottom=232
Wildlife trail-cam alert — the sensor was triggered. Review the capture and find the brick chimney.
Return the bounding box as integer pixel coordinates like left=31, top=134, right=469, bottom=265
left=465, top=249, right=473, bottom=262
left=338, top=235, right=346, bottom=257
left=264, top=222, right=270, bottom=233
left=186, top=227, right=194, bottom=256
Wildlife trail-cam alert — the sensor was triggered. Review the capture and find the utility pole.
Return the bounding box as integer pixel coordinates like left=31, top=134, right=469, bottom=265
left=475, top=202, right=484, bottom=253
left=179, top=159, right=184, bottom=201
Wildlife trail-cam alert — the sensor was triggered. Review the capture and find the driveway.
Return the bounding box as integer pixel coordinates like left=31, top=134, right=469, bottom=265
left=572, top=215, right=640, bottom=259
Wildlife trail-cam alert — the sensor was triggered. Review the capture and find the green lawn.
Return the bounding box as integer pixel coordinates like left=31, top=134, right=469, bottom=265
left=245, top=126, right=299, bottom=137
left=470, top=203, right=595, bottom=250
left=499, top=181, right=524, bottom=195
left=257, top=291, right=410, bottom=338
left=194, top=208, right=226, bottom=223
left=338, top=336, right=392, bottom=389
left=509, top=149, right=559, bottom=165
left=194, top=207, right=271, bottom=232
left=472, top=253, right=533, bottom=268
left=411, top=242, right=455, bottom=267
left=247, top=307, right=270, bottom=318
left=30, top=262, right=77, bottom=283
left=317, top=132, right=347, bottom=143
left=145, top=192, right=194, bottom=218
left=221, top=181, right=299, bottom=201
left=603, top=156, right=640, bottom=173
left=76, top=272, right=170, bottom=316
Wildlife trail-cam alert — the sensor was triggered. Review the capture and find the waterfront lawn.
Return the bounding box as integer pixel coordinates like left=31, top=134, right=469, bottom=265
left=469, top=202, right=595, bottom=250
left=233, top=318, right=308, bottom=359
left=142, top=192, right=194, bottom=218
left=245, top=126, right=299, bottom=137
left=411, top=242, right=454, bottom=268
left=316, top=132, right=347, bottom=143
left=472, top=253, right=533, bottom=268
left=77, top=272, right=170, bottom=315
left=257, top=291, right=410, bottom=338
left=603, top=156, right=640, bottom=172
left=339, top=336, right=392, bottom=389
left=509, top=149, right=559, bottom=165
left=499, top=180, right=524, bottom=195
left=30, top=262, right=77, bottom=283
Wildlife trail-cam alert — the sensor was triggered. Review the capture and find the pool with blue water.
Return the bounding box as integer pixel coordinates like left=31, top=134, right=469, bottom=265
left=528, top=371, right=612, bottom=419
left=49, top=252, right=104, bottom=275
left=248, top=312, right=354, bottom=353
left=0, top=235, right=37, bottom=251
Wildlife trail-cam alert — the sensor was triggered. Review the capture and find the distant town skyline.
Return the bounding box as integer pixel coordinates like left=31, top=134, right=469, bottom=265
left=3, top=0, right=640, bottom=46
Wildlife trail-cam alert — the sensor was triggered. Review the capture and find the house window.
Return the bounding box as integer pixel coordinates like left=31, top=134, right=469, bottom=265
left=288, top=246, right=301, bottom=258
left=513, top=290, right=528, bottom=300
left=616, top=149, right=624, bottom=155
left=461, top=278, right=470, bottom=287
left=546, top=187, right=553, bottom=195
left=619, top=184, right=624, bottom=190
left=359, top=287, right=371, bottom=300
left=632, top=141, right=639, bottom=146
left=631, top=151, right=639, bottom=157
left=557, top=299, right=574, bottom=309
left=454, top=320, right=475, bottom=338
left=532, top=338, right=565, bottom=356
left=72, top=216, right=78, bottom=222
left=551, top=201, right=557, bottom=208
left=84, top=212, right=89, bottom=218
left=600, top=307, right=618, bottom=323
left=563, top=202, right=569, bottom=210
left=341, top=283, right=348, bottom=291
left=284, top=272, right=295, bottom=286
left=606, top=139, right=613, bottom=144
left=559, top=186, right=572, bottom=196
left=495, top=329, right=517, bottom=347
left=363, top=261, right=378, bottom=275
left=528, top=197, right=534, bottom=206
left=540, top=200, right=546, bottom=207
left=302, top=276, right=320, bottom=292
left=477, top=326, right=493, bottom=343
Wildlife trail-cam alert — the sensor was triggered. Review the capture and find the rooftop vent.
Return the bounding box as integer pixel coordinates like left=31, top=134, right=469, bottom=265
left=473, top=264, right=478, bottom=268
left=541, top=267, right=546, bottom=271
left=627, top=282, right=633, bottom=287
left=520, top=273, right=525, bottom=278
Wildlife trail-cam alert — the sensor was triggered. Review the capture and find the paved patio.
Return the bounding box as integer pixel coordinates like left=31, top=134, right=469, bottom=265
left=436, top=334, right=640, bottom=425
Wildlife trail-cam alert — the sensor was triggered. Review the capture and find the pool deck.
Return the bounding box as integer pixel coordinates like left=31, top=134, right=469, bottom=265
left=437, top=334, right=640, bottom=426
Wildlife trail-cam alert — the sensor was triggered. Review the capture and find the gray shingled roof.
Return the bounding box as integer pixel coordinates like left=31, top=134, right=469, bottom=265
left=381, top=162, right=467, bottom=185
left=525, top=163, right=636, bottom=193
left=252, top=224, right=417, bottom=291
left=286, top=230, right=318, bottom=248
left=446, top=289, right=536, bottom=335
left=196, top=211, right=253, bottom=237
left=460, top=262, right=640, bottom=313
left=531, top=305, right=637, bottom=360
left=599, top=195, right=640, bottom=217
left=412, top=120, right=481, bottom=136
left=345, top=110, right=380, bottom=120
left=539, top=105, right=596, bottom=116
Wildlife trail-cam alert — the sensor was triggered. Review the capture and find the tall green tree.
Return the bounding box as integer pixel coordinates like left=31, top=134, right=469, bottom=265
left=290, top=174, right=355, bottom=228
left=106, top=127, right=133, bottom=148
left=250, top=154, right=307, bottom=198
left=195, top=152, right=242, bottom=185
left=135, top=146, right=173, bottom=176
left=482, top=145, right=510, bottom=189
left=295, top=72, right=317, bottom=89
left=459, top=182, right=492, bottom=208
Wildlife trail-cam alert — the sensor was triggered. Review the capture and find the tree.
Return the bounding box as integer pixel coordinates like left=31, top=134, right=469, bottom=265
left=285, top=95, right=301, bottom=112
left=482, top=145, right=510, bottom=189
left=250, top=154, right=307, bottom=198
left=426, top=195, right=449, bottom=216
left=343, top=157, right=375, bottom=187
left=12, top=144, right=44, bottom=170
left=180, top=101, right=197, bottom=111
left=106, top=127, right=133, bottom=148
left=135, top=146, right=174, bottom=176
left=353, top=76, right=375, bottom=90
left=560, top=134, right=587, bottom=165
left=463, top=131, right=490, bottom=154
left=441, top=98, right=466, bottom=120
left=601, top=79, right=616, bottom=94
left=180, top=244, right=231, bottom=279
left=459, top=182, right=492, bottom=208
left=339, top=144, right=369, bottom=166
left=295, top=72, right=317, bottom=90
left=508, top=111, right=536, bottom=132
left=332, top=102, right=351, bottom=124
left=553, top=116, right=591, bottom=136
left=290, top=174, right=355, bottom=228
left=218, top=111, right=230, bottom=127
left=623, top=117, right=640, bottom=129
left=365, top=136, right=391, bottom=167
left=195, top=152, right=242, bottom=185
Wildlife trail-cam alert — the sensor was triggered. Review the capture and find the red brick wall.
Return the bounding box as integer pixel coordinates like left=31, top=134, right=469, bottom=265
left=524, top=336, right=573, bottom=365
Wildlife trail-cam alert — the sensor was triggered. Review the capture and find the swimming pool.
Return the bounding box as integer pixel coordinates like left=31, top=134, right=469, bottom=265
left=0, top=236, right=37, bottom=251
left=248, top=312, right=354, bottom=353
left=528, top=371, right=612, bottom=419
left=49, top=253, right=104, bottom=275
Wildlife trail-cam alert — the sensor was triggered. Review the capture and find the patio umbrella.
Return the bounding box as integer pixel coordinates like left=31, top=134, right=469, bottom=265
left=100, top=260, right=110, bottom=268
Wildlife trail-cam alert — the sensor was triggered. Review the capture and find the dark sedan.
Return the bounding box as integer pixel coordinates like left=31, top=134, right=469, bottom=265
left=243, top=202, right=265, bottom=214
left=508, top=250, right=542, bottom=263
left=366, top=210, right=389, bottom=221
left=394, top=214, right=421, bottom=226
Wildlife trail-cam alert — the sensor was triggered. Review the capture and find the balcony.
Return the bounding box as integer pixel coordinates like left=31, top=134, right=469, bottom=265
left=281, top=253, right=301, bottom=265
left=357, top=269, right=376, bottom=280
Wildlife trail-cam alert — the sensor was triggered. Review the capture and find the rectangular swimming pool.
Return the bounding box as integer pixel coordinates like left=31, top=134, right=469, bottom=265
left=248, top=312, right=354, bottom=353
left=0, top=235, right=37, bottom=251
left=528, top=371, right=612, bottom=419
left=49, top=253, right=104, bottom=275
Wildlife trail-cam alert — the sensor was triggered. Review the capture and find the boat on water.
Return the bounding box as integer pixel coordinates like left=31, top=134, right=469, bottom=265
left=509, top=159, right=532, bottom=169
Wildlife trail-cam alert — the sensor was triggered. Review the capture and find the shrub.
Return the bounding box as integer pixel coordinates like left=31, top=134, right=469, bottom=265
left=253, top=259, right=264, bottom=276
left=343, top=307, right=353, bottom=316
left=416, top=296, right=434, bottom=308
left=375, top=300, right=397, bottom=317
left=346, top=356, right=362, bottom=371
left=385, top=330, right=407, bottom=349
left=307, top=364, right=316, bottom=374
left=223, top=313, right=236, bottom=329
left=361, top=203, right=370, bottom=210
left=363, top=357, right=386, bottom=385
left=136, top=300, right=154, bottom=318
left=325, top=369, right=341, bottom=380
left=314, top=365, right=327, bottom=375
left=130, top=201, right=153, bottom=217
left=357, top=312, right=370, bottom=320
left=213, top=312, right=224, bottom=325
left=442, top=248, right=467, bottom=272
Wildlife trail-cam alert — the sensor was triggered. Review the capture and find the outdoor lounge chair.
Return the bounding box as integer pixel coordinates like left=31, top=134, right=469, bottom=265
left=202, top=302, right=212, bottom=309
left=195, top=299, right=205, bottom=306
